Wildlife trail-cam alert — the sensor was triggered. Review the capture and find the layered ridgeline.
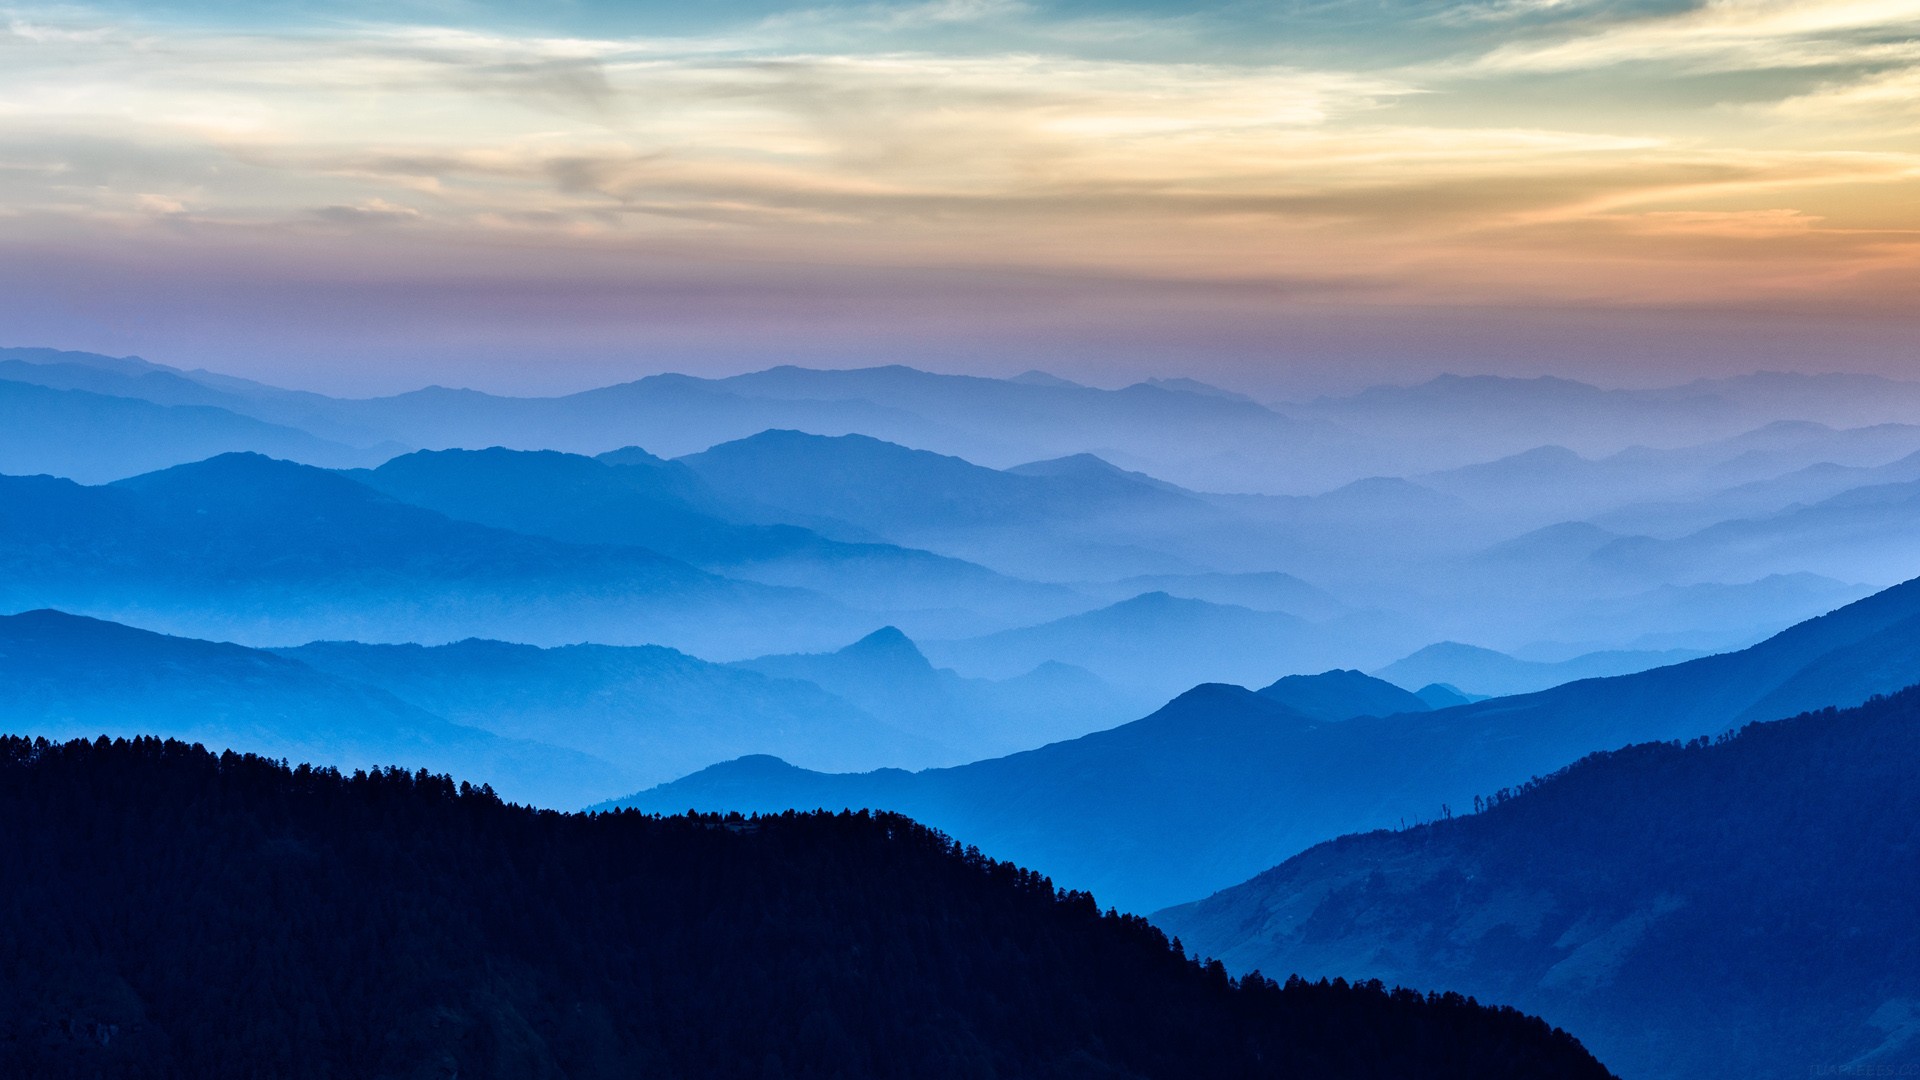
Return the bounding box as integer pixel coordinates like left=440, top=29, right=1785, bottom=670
left=354, top=447, right=1093, bottom=640
left=619, top=575, right=1920, bottom=912
left=10, top=347, right=1920, bottom=657
left=1, top=611, right=995, bottom=806
left=1157, top=688, right=1920, bottom=1080
left=0, top=737, right=1616, bottom=1080
left=284, top=628, right=1133, bottom=780
left=20, top=346, right=1920, bottom=496
left=0, top=452, right=867, bottom=657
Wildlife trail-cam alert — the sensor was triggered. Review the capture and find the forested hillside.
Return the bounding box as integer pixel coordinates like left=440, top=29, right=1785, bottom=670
left=1159, top=688, right=1920, bottom=1080
left=0, top=735, right=1613, bottom=1080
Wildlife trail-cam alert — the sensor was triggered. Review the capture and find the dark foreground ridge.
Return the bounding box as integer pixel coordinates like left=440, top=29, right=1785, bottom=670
left=0, top=736, right=1612, bottom=1080
left=1159, top=686, right=1920, bottom=1080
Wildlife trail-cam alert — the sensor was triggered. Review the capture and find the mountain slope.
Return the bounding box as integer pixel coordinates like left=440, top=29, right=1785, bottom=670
left=926, top=592, right=1323, bottom=697
left=0, top=453, right=859, bottom=654
left=1373, top=642, right=1709, bottom=697
left=735, top=627, right=1140, bottom=756
left=0, top=379, right=382, bottom=482
left=676, top=430, right=1237, bottom=579
left=354, top=447, right=1088, bottom=635
left=1157, top=687, right=1920, bottom=1080
left=1258, top=670, right=1430, bottom=721
left=678, top=430, right=1204, bottom=535
left=1594, top=477, right=1920, bottom=586
left=0, top=736, right=1616, bottom=1080
left=616, top=576, right=1920, bottom=911
left=0, top=610, right=615, bottom=806
left=278, top=637, right=945, bottom=787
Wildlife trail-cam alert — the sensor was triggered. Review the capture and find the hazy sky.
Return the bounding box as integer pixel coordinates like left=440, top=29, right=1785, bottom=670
left=2, top=0, right=1916, bottom=394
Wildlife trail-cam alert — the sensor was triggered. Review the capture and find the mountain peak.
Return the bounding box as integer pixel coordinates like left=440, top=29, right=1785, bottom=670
left=1131, top=682, right=1315, bottom=734
left=597, top=445, right=669, bottom=468
left=1256, top=668, right=1431, bottom=722
left=1009, top=369, right=1083, bottom=388
left=838, top=625, right=928, bottom=665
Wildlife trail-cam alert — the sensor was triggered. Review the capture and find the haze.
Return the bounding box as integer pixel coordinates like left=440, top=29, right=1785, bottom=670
left=3, top=0, right=1916, bottom=394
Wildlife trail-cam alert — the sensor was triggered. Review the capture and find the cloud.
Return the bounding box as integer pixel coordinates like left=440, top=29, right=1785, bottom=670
left=0, top=0, right=1914, bottom=326
left=311, top=198, right=422, bottom=226
left=1471, top=0, right=1920, bottom=74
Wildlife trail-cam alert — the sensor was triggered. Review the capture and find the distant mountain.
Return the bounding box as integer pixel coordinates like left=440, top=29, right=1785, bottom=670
left=1529, top=574, right=1872, bottom=655
left=0, top=379, right=384, bottom=483
left=735, top=627, right=1140, bottom=756
left=1417, top=423, right=1920, bottom=532
left=1199, top=478, right=1499, bottom=591
left=925, top=592, right=1326, bottom=698
left=1374, top=642, right=1709, bottom=698
left=616, top=575, right=1920, bottom=912
left=354, top=447, right=1090, bottom=637
left=0, top=453, right=861, bottom=655
left=1157, top=687, right=1920, bottom=1080
left=677, top=430, right=1228, bottom=579
left=1414, top=683, right=1479, bottom=708
left=278, top=636, right=944, bottom=788
left=1139, top=376, right=1257, bottom=402
left=1289, top=372, right=1920, bottom=464
left=88, top=357, right=1380, bottom=493
left=0, top=736, right=1616, bottom=1079
left=1596, top=446, right=1920, bottom=537
left=1593, top=478, right=1920, bottom=587
left=679, top=430, right=1201, bottom=532
left=1084, top=570, right=1348, bottom=619
left=0, top=610, right=614, bottom=805
left=700, top=365, right=1377, bottom=490
left=1258, top=670, right=1430, bottom=721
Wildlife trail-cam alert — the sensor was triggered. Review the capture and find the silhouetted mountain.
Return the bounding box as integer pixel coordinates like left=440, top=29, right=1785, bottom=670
left=701, top=365, right=1376, bottom=491
left=127, top=359, right=1380, bottom=493
left=1414, top=683, right=1480, bottom=708
left=1084, top=571, right=1347, bottom=619
left=1373, top=642, right=1708, bottom=697
left=0, top=453, right=860, bottom=655
left=0, top=610, right=613, bottom=805
left=736, top=627, right=1140, bottom=756
left=277, top=637, right=943, bottom=788
left=1289, top=372, right=1920, bottom=465
left=926, top=592, right=1325, bottom=698
left=1157, top=687, right=1920, bottom=1080
left=676, top=430, right=1242, bottom=580
left=1526, top=574, right=1871, bottom=656
left=1258, top=670, right=1430, bottom=721
left=680, top=430, right=1203, bottom=533
left=0, top=735, right=1615, bottom=1080
left=1596, top=446, right=1920, bottom=536
left=0, top=355, right=240, bottom=409
left=0, top=346, right=399, bottom=447
left=1198, top=478, right=1498, bottom=597
left=355, top=447, right=1088, bottom=636
left=1593, top=477, right=1920, bottom=586
left=1140, top=376, right=1257, bottom=402
left=1418, top=423, right=1920, bottom=533
left=617, top=576, right=1920, bottom=912
left=0, top=380, right=383, bottom=482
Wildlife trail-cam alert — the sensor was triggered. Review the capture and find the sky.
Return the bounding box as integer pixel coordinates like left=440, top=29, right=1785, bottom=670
left=1, top=0, right=1916, bottom=395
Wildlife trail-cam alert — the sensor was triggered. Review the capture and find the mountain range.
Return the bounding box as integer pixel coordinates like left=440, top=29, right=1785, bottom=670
left=1158, top=686, right=1920, bottom=1080
left=14, top=346, right=1920, bottom=668
left=0, top=609, right=616, bottom=806
left=0, top=735, right=1617, bottom=1079
left=0, top=452, right=865, bottom=656
left=616, top=575, right=1920, bottom=911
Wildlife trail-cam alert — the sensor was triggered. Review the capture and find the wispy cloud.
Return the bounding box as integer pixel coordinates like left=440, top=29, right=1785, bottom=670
left=0, top=0, right=1915, bottom=327
left=1473, top=0, right=1920, bottom=73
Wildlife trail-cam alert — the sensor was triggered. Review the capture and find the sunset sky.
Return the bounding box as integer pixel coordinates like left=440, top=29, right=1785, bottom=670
left=3, top=0, right=1916, bottom=393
